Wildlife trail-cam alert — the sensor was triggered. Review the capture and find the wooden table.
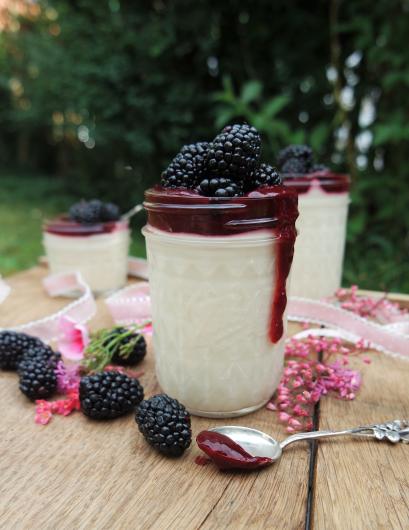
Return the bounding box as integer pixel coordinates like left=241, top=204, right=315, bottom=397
left=0, top=267, right=408, bottom=529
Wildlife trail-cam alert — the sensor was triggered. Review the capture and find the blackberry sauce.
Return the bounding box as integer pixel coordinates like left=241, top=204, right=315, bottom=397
left=196, top=430, right=273, bottom=470
left=282, top=171, right=350, bottom=195
left=44, top=218, right=126, bottom=236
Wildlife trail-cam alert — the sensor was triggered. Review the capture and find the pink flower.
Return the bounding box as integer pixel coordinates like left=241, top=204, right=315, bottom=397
left=58, top=316, right=89, bottom=361
left=288, top=418, right=302, bottom=428
left=141, top=322, right=153, bottom=335
left=53, top=394, right=81, bottom=416
left=35, top=401, right=53, bottom=425
left=268, top=331, right=367, bottom=433
left=266, top=402, right=277, bottom=411
left=34, top=392, right=80, bottom=425
left=55, top=361, right=81, bottom=394
left=333, top=284, right=407, bottom=322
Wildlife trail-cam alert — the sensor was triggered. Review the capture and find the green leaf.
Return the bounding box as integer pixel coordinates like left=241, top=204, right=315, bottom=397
left=215, top=109, right=236, bottom=129
left=261, top=94, right=290, bottom=118
left=373, top=123, right=409, bottom=145
left=240, top=80, right=263, bottom=104
left=289, top=129, right=306, bottom=144
left=310, top=123, right=330, bottom=152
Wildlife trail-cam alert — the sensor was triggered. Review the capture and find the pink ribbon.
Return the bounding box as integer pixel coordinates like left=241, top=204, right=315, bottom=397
left=1, top=260, right=408, bottom=359
left=105, top=282, right=151, bottom=326
left=0, top=272, right=96, bottom=343
left=288, top=297, right=409, bottom=360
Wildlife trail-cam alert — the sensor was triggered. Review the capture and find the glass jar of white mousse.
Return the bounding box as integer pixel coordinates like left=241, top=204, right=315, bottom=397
left=43, top=218, right=130, bottom=295
left=284, top=172, right=350, bottom=300
left=143, top=186, right=298, bottom=418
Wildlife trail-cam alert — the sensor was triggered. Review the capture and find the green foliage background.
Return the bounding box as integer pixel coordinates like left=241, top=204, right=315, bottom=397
left=0, top=0, right=408, bottom=291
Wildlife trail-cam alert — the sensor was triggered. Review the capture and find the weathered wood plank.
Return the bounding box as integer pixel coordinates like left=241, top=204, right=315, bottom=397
left=314, top=352, right=409, bottom=529
left=0, top=268, right=310, bottom=530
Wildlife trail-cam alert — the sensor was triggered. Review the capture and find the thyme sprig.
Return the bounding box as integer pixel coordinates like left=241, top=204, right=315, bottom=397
left=81, top=322, right=150, bottom=372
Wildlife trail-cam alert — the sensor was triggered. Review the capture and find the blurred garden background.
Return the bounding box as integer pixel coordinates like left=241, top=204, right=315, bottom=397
left=0, top=0, right=408, bottom=291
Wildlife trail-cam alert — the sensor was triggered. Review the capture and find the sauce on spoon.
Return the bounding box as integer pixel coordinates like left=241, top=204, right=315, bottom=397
left=196, top=430, right=273, bottom=470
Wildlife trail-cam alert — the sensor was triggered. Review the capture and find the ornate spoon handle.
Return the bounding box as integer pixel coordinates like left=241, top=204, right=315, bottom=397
left=121, top=203, right=144, bottom=221
left=280, top=420, right=409, bottom=449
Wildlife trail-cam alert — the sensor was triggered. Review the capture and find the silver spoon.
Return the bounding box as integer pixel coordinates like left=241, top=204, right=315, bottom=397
left=121, top=203, right=144, bottom=222
left=209, top=420, right=409, bottom=464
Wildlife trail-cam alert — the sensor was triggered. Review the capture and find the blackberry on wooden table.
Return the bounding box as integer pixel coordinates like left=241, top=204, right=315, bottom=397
left=135, top=394, right=192, bottom=457
left=0, top=331, right=52, bottom=371
left=19, top=356, right=58, bottom=400
left=80, top=371, right=144, bottom=420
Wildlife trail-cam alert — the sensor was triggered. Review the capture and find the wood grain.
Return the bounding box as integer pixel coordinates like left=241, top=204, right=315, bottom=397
left=0, top=268, right=310, bottom=530
left=313, top=287, right=409, bottom=529
left=313, top=349, right=409, bottom=529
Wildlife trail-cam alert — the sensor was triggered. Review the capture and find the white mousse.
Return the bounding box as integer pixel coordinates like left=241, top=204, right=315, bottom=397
left=44, top=226, right=130, bottom=294
left=143, top=226, right=286, bottom=417
left=289, top=182, right=349, bottom=299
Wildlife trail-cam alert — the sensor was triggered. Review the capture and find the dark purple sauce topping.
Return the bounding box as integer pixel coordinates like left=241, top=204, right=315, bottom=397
left=196, top=430, right=273, bottom=471
left=283, top=171, right=350, bottom=194
left=44, top=217, right=127, bottom=236
left=144, top=185, right=298, bottom=236
left=144, top=185, right=298, bottom=343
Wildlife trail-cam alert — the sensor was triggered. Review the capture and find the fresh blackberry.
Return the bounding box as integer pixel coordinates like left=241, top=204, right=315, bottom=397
left=136, top=394, right=192, bottom=457
left=251, top=164, right=282, bottom=188
left=80, top=371, right=144, bottom=419
left=205, top=124, right=261, bottom=182
left=69, top=199, right=103, bottom=224
left=101, top=202, right=121, bottom=222
left=0, top=331, right=50, bottom=371
left=161, top=142, right=209, bottom=189
left=18, top=347, right=60, bottom=375
left=107, top=328, right=147, bottom=366
left=280, top=158, right=308, bottom=175
left=68, top=201, right=87, bottom=222
left=277, top=145, right=313, bottom=174
left=198, top=177, right=243, bottom=198
left=19, top=356, right=57, bottom=400
left=310, top=164, right=329, bottom=173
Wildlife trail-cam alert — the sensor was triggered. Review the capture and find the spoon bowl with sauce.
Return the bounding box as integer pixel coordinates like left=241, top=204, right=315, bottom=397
left=197, top=420, right=409, bottom=471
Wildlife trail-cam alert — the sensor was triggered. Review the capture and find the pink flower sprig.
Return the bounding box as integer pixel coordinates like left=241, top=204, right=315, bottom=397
left=268, top=335, right=370, bottom=433
left=35, top=392, right=80, bottom=425
left=55, top=360, right=81, bottom=394
left=34, top=361, right=81, bottom=425
left=334, top=285, right=407, bottom=324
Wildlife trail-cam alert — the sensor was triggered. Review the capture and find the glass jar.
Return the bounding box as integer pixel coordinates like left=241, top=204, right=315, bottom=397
left=284, top=172, right=350, bottom=299
left=143, top=187, right=298, bottom=417
left=43, top=219, right=130, bottom=295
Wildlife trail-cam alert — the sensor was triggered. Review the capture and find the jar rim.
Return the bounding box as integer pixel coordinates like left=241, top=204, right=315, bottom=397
left=43, top=217, right=129, bottom=236
left=283, top=172, right=350, bottom=193
left=143, top=185, right=298, bottom=236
